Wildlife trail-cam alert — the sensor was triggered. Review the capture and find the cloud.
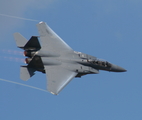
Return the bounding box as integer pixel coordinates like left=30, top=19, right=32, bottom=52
left=0, top=0, right=56, bottom=15
left=0, top=0, right=57, bottom=43
left=94, top=0, right=142, bottom=16
left=129, top=0, right=142, bottom=3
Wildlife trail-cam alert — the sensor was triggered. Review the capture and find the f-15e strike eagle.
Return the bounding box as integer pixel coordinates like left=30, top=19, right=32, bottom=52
left=14, top=21, right=126, bottom=95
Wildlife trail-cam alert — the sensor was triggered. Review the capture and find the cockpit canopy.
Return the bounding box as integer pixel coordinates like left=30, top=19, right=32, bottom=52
left=90, top=59, right=111, bottom=68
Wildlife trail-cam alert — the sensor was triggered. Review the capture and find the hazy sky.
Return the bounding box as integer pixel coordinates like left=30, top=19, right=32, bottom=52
left=0, top=0, right=142, bottom=120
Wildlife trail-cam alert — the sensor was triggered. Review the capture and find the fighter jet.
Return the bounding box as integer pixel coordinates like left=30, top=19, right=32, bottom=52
left=14, top=21, right=126, bottom=95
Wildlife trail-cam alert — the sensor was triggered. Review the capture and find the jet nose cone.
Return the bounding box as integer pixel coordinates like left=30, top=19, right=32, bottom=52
left=111, top=64, right=127, bottom=72
left=116, top=66, right=127, bottom=72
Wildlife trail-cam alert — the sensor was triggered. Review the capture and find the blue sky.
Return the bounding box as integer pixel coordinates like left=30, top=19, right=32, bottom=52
left=0, top=0, right=142, bottom=120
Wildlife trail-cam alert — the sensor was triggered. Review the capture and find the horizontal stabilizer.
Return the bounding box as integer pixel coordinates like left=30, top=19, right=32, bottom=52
left=20, top=66, right=36, bottom=81
left=14, top=32, right=27, bottom=49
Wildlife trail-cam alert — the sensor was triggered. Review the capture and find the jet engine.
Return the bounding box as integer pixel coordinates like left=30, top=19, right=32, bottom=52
left=24, top=50, right=36, bottom=57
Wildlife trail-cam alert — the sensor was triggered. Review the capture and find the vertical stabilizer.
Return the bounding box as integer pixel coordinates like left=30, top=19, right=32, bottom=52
left=24, top=36, right=41, bottom=50
left=14, top=32, right=28, bottom=49
left=20, top=66, right=35, bottom=81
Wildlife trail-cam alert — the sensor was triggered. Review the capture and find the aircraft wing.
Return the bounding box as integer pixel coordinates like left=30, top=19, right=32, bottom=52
left=44, top=65, right=77, bottom=95
left=37, top=22, right=73, bottom=56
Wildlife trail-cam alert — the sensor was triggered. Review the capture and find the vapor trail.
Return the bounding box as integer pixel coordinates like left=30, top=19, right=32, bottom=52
left=0, top=78, right=48, bottom=93
left=0, top=13, right=39, bottom=22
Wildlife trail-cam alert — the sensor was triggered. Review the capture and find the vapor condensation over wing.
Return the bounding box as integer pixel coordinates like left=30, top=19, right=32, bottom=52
left=0, top=78, right=48, bottom=93
left=0, top=13, right=39, bottom=22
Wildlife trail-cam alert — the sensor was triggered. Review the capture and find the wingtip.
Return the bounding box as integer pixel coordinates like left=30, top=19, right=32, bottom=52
left=38, top=21, right=46, bottom=24
left=50, top=92, right=58, bottom=95
left=39, top=21, right=43, bottom=24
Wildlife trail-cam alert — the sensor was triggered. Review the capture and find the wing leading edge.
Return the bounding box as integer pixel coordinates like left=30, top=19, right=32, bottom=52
left=36, top=22, right=73, bottom=56
left=44, top=65, right=77, bottom=95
